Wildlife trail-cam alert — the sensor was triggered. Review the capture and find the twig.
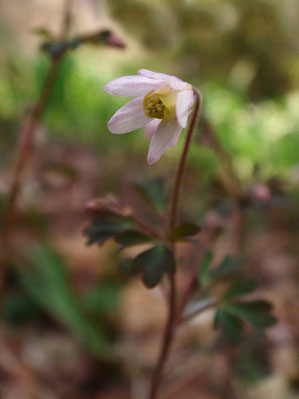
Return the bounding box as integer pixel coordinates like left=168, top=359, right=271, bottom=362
left=0, top=0, right=74, bottom=309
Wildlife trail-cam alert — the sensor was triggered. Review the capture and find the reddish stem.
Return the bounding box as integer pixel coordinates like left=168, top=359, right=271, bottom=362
left=0, top=0, right=74, bottom=307
left=148, top=89, right=202, bottom=399
left=169, top=89, right=202, bottom=230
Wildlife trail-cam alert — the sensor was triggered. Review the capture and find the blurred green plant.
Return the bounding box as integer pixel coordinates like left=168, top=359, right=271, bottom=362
left=108, top=0, right=299, bottom=98
left=195, top=251, right=276, bottom=343
left=14, top=245, right=120, bottom=358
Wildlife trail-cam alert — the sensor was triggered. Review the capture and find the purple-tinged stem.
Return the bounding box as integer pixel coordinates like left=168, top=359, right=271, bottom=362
left=148, top=89, right=202, bottom=399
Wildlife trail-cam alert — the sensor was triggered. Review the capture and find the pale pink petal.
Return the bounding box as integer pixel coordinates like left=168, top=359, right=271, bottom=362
left=104, top=75, right=165, bottom=97
left=147, top=119, right=182, bottom=165
left=170, top=133, right=180, bottom=148
left=176, top=89, right=194, bottom=128
left=144, top=118, right=161, bottom=139
left=108, top=97, right=151, bottom=134
left=138, top=69, right=187, bottom=91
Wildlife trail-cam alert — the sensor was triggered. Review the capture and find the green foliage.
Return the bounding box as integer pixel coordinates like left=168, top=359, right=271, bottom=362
left=115, top=229, right=153, bottom=250
left=3, top=291, right=42, bottom=325
left=197, top=250, right=213, bottom=287
left=84, top=199, right=177, bottom=289
left=197, top=251, right=244, bottom=287
left=81, top=282, right=120, bottom=317
left=214, top=299, right=276, bottom=343
left=109, top=0, right=299, bottom=98
left=214, top=308, right=244, bottom=343
left=224, top=301, right=276, bottom=329
left=84, top=216, right=128, bottom=246
left=16, top=245, right=114, bottom=358
left=131, top=244, right=175, bottom=288
left=196, top=252, right=276, bottom=342
left=223, top=277, right=257, bottom=300
left=131, top=178, right=165, bottom=211
left=84, top=209, right=156, bottom=251
left=168, top=223, right=200, bottom=242
left=235, top=336, right=272, bottom=382
left=209, top=255, right=244, bottom=281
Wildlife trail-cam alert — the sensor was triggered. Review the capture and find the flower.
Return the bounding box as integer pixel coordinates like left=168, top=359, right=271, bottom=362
left=104, top=69, right=194, bottom=164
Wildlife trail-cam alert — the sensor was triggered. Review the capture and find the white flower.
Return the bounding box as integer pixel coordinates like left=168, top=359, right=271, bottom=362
left=104, top=69, right=194, bottom=164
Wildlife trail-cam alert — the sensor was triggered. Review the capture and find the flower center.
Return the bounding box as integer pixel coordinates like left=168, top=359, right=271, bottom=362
left=143, top=91, right=165, bottom=119
left=143, top=85, right=177, bottom=122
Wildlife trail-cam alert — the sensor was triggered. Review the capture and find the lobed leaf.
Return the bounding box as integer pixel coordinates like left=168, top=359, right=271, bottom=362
left=131, top=244, right=175, bottom=288
left=115, top=229, right=152, bottom=249
left=84, top=217, right=127, bottom=246
left=214, top=308, right=243, bottom=343
left=209, top=255, right=244, bottom=281
left=223, top=278, right=257, bottom=300
left=224, top=301, right=276, bottom=328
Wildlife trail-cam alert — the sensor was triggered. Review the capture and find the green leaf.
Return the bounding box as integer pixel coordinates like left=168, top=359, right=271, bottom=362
left=131, top=244, right=175, bottom=288
left=168, top=223, right=200, bottom=241
left=131, top=249, right=151, bottom=274
left=224, top=301, right=276, bottom=328
left=209, top=255, right=244, bottom=281
left=81, top=282, right=120, bottom=316
left=17, top=245, right=111, bottom=358
left=118, top=258, right=133, bottom=276
left=84, top=218, right=126, bottom=246
left=214, top=308, right=243, bottom=343
left=3, top=291, right=41, bottom=325
left=142, top=262, right=164, bottom=288
left=131, top=178, right=165, bottom=211
left=223, top=278, right=257, bottom=300
left=198, top=250, right=213, bottom=286
left=115, top=229, right=152, bottom=249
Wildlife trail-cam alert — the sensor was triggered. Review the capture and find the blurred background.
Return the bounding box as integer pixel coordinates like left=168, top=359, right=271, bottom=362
left=0, top=0, right=298, bottom=398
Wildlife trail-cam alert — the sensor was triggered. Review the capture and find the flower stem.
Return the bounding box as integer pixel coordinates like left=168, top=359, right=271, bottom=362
left=169, top=89, right=202, bottom=230
left=148, top=273, right=176, bottom=399
left=148, top=89, right=202, bottom=399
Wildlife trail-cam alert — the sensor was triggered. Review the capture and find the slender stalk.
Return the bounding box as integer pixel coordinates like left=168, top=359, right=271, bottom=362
left=148, top=274, right=176, bottom=399
left=5, top=56, right=63, bottom=229
left=169, top=89, right=202, bottom=231
left=148, top=89, right=202, bottom=399
left=0, top=0, right=74, bottom=307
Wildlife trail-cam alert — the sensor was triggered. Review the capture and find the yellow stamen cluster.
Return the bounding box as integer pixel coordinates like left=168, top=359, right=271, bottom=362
left=143, top=84, right=178, bottom=123
left=143, top=91, right=165, bottom=119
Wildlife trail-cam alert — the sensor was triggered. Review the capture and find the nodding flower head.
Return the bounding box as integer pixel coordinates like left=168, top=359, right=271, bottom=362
left=104, top=69, right=194, bottom=165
